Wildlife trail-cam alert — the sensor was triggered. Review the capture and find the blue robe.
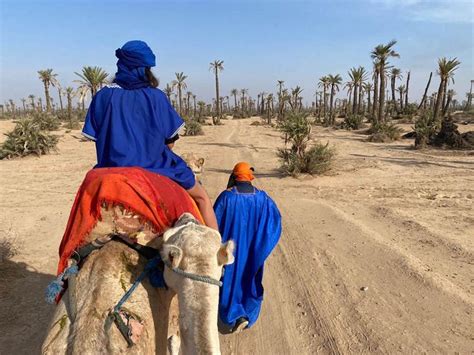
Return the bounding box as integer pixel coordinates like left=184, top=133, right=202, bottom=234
left=214, top=187, right=282, bottom=328
left=82, top=41, right=195, bottom=190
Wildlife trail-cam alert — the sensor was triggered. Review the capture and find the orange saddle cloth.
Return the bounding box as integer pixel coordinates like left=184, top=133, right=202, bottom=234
left=58, top=167, right=202, bottom=274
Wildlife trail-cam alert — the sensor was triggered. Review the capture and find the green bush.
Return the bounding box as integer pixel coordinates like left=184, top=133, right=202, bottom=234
left=278, top=142, right=334, bottom=176
left=342, top=114, right=364, bottom=130
left=32, top=112, right=60, bottom=131
left=277, top=112, right=334, bottom=176
left=184, top=119, right=203, bottom=136
left=368, top=122, right=403, bottom=143
left=413, top=113, right=437, bottom=148
left=0, top=119, right=59, bottom=159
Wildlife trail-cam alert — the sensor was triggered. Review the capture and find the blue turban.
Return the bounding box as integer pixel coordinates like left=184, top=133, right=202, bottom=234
left=114, top=40, right=156, bottom=90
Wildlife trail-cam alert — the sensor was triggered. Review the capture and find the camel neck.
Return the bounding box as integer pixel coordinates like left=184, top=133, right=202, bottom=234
left=177, top=281, right=221, bottom=354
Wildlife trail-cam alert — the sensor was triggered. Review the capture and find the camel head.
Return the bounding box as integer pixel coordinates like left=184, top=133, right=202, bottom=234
left=182, top=153, right=205, bottom=176
left=160, top=213, right=234, bottom=354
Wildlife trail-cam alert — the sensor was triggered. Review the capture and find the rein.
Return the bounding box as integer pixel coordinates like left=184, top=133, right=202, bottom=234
left=163, top=259, right=223, bottom=287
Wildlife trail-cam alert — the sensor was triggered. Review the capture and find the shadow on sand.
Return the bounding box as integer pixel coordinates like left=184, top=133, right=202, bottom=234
left=0, top=260, right=56, bottom=353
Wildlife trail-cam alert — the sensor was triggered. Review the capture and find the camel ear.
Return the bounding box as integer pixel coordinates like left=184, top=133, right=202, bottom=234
left=198, top=158, right=205, bottom=166
left=217, top=240, right=235, bottom=266
left=161, top=244, right=183, bottom=269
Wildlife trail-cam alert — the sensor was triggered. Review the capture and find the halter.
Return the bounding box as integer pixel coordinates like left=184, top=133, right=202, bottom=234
left=163, top=259, right=223, bottom=287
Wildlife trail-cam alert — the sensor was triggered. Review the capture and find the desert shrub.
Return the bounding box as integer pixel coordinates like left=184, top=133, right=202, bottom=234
left=413, top=113, right=437, bottom=148
left=0, top=237, right=18, bottom=264
left=32, top=112, right=60, bottom=131
left=277, top=112, right=334, bottom=176
left=64, top=120, right=81, bottom=130
left=184, top=119, right=203, bottom=136
left=403, top=103, right=418, bottom=116
left=368, top=122, right=403, bottom=143
left=342, top=114, right=364, bottom=130
left=250, top=120, right=261, bottom=126
left=0, top=119, right=59, bottom=159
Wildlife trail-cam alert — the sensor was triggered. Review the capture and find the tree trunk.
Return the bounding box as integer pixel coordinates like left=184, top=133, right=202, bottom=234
left=418, top=72, right=432, bottom=110
left=58, top=88, right=64, bottom=110
left=323, top=87, right=328, bottom=119
left=367, top=89, right=371, bottom=114
left=329, top=85, right=335, bottom=125
left=214, top=70, right=220, bottom=124
left=442, top=92, right=452, bottom=117
left=391, top=76, right=398, bottom=113
left=433, top=78, right=445, bottom=123
left=404, top=71, right=410, bottom=110
left=352, top=84, right=358, bottom=114
left=441, top=80, right=448, bottom=112
left=358, top=82, right=363, bottom=114
left=378, top=65, right=386, bottom=122
left=399, top=90, right=403, bottom=111
left=373, top=70, right=379, bottom=121
left=178, top=87, right=183, bottom=116
left=43, top=81, right=51, bottom=112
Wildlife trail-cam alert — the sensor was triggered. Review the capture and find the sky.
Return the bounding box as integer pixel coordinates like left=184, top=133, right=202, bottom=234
left=0, top=0, right=473, bottom=107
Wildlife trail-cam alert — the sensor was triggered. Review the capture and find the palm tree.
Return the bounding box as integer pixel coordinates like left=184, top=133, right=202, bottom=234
left=74, top=66, right=109, bottom=97
left=230, top=89, right=239, bottom=111
left=38, top=69, right=57, bottom=112
left=327, top=74, right=342, bottom=125
left=397, top=85, right=406, bottom=111
left=76, top=84, right=89, bottom=111
left=65, top=87, right=75, bottom=124
left=291, top=86, right=303, bottom=111
left=390, top=68, right=402, bottom=112
left=28, top=94, right=35, bottom=111
left=21, top=98, right=26, bottom=112
left=38, top=97, right=43, bottom=112
left=172, top=72, right=188, bottom=116
left=443, top=89, right=456, bottom=116
left=404, top=71, right=411, bottom=110
left=193, top=95, right=197, bottom=117
left=186, top=91, right=193, bottom=115
left=371, top=61, right=381, bottom=120
left=348, top=66, right=367, bottom=114
left=318, top=76, right=330, bottom=118
left=363, top=82, right=373, bottom=115
left=240, top=89, right=248, bottom=113
left=164, top=83, right=173, bottom=102
left=266, top=93, right=274, bottom=124
left=433, top=57, right=461, bottom=123
left=371, top=40, right=400, bottom=122
left=210, top=60, right=224, bottom=124
left=418, top=72, right=433, bottom=110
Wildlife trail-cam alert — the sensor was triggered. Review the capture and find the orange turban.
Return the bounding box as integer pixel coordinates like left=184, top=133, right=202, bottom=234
left=233, top=162, right=255, bottom=182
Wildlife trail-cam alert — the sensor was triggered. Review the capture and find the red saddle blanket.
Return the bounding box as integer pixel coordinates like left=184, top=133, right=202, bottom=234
left=58, top=167, right=202, bottom=274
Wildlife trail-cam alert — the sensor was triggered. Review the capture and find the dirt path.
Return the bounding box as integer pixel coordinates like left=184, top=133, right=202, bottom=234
left=0, top=118, right=472, bottom=353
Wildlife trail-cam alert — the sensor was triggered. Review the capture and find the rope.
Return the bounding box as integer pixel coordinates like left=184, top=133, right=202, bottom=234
left=163, top=260, right=223, bottom=287
left=113, top=256, right=163, bottom=312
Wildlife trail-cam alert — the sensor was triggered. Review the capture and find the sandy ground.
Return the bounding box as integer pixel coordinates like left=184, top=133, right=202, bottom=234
left=0, top=117, right=473, bottom=354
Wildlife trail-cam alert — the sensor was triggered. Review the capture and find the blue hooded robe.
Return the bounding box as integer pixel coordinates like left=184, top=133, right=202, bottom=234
left=214, top=186, right=282, bottom=328
left=82, top=40, right=195, bottom=190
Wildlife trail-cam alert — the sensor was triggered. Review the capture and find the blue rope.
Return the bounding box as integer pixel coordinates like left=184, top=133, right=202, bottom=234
left=113, top=256, right=164, bottom=312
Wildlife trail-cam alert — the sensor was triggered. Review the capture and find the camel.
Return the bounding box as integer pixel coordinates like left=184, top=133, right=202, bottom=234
left=182, top=153, right=205, bottom=182
left=42, top=208, right=234, bottom=355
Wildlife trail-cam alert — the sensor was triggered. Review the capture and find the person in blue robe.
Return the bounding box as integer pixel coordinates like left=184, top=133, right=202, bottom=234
left=214, top=162, right=282, bottom=333
left=82, top=40, right=217, bottom=229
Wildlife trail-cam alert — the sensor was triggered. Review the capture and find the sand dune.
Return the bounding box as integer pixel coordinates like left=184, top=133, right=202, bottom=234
left=0, top=118, right=472, bottom=353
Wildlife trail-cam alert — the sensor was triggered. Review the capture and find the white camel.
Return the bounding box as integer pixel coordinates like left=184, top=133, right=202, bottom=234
left=42, top=210, right=234, bottom=355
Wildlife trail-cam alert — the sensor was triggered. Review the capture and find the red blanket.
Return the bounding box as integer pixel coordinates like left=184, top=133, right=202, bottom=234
left=58, top=167, right=202, bottom=274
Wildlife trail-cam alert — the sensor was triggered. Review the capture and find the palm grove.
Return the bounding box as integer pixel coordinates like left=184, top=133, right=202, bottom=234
left=1, top=40, right=473, bottom=165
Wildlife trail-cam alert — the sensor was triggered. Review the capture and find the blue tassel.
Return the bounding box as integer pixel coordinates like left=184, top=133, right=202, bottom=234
left=45, top=264, right=79, bottom=304
left=45, top=277, right=64, bottom=304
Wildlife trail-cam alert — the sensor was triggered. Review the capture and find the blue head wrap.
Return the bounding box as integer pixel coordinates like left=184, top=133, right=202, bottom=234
left=114, top=40, right=156, bottom=90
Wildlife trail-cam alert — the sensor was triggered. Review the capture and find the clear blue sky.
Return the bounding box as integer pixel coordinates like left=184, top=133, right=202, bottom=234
left=1, top=0, right=472, bottom=106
